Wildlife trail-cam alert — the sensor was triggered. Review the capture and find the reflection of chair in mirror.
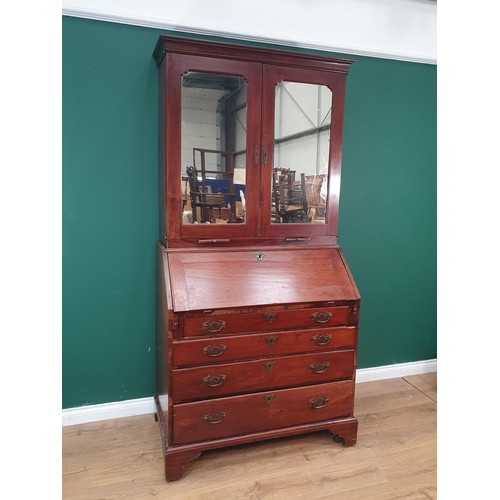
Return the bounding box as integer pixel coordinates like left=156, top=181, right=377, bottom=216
left=272, top=168, right=308, bottom=223
left=188, top=149, right=238, bottom=223
left=303, top=174, right=327, bottom=222
left=186, top=166, right=223, bottom=223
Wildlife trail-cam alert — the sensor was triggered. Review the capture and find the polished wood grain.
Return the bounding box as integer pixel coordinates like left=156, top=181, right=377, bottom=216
left=167, top=247, right=359, bottom=312
left=62, top=373, right=437, bottom=499
left=157, top=243, right=360, bottom=479
left=172, top=326, right=356, bottom=366
left=181, top=306, right=352, bottom=337
left=171, top=349, right=355, bottom=402
left=172, top=380, right=354, bottom=445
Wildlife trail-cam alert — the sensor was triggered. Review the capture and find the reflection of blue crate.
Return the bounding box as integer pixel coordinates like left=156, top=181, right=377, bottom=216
left=204, top=179, right=245, bottom=203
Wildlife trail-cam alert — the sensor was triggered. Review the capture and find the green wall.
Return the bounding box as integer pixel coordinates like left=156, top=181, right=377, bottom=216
left=62, top=16, right=436, bottom=409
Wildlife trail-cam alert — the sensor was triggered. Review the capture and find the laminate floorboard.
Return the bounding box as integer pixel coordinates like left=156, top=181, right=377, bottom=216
left=62, top=373, right=437, bottom=499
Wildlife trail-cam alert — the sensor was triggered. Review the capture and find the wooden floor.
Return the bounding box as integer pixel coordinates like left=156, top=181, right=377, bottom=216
left=62, top=373, right=437, bottom=499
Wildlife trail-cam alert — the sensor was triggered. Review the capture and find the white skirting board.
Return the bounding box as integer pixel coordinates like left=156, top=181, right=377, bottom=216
left=62, top=359, right=436, bottom=427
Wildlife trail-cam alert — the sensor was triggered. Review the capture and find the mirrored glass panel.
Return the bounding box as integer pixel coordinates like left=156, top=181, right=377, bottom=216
left=181, top=72, right=247, bottom=224
left=271, top=81, right=331, bottom=224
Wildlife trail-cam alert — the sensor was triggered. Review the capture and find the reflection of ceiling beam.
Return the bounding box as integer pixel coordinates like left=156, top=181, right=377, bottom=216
left=275, top=124, right=330, bottom=145
left=320, top=108, right=332, bottom=126
left=281, top=84, right=315, bottom=127
left=235, top=113, right=246, bottom=133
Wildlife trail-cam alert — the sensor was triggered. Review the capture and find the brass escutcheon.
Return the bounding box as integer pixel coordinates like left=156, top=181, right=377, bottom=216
left=263, top=394, right=276, bottom=404
left=264, top=312, right=277, bottom=323
left=263, top=360, right=277, bottom=372
left=254, top=252, right=266, bottom=261
left=265, top=336, right=279, bottom=347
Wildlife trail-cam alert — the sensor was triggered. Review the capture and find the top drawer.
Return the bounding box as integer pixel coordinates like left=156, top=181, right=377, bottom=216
left=182, top=306, right=350, bottom=337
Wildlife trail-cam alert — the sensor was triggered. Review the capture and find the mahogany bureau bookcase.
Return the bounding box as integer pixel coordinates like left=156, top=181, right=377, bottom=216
left=152, top=35, right=360, bottom=481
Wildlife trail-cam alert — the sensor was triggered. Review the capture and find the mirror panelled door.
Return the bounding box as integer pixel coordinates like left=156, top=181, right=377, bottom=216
left=162, top=52, right=348, bottom=244
left=181, top=73, right=248, bottom=225
left=164, top=54, right=262, bottom=243
left=260, top=65, right=347, bottom=240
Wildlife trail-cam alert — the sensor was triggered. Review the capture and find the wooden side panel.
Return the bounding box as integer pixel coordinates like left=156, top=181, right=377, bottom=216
left=155, top=243, right=170, bottom=395
left=158, top=57, right=167, bottom=243
left=155, top=243, right=174, bottom=446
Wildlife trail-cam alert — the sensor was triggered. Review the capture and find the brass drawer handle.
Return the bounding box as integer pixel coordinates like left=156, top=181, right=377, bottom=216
left=310, top=362, right=330, bottom=374
left=311, top=334, right=332, bottom=346
left=203, top=412, right=226, bottom=424
left=202, top=374, right=226, bottom=387
left=310, top=396, right=329, bottom=409
left=203, top=344, right=227, bottom=357
left=264, top=312, right=277, bottom=323
left=202, top=320, right=226, bottom=333
left=312, top=312, right=332, bottom=324
left=265, top=336, right=278, bottom=347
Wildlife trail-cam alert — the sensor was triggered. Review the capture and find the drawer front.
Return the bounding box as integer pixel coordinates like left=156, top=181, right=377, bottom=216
left=172, top=326, right=356, bottom=367
left=182, top=306, right=350, bottom=337
left=172, top=349, right=355, bottom=403
left=172, top=380, right=353, bottom=445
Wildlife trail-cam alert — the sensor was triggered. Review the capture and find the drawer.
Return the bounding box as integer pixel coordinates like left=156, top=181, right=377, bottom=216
left=172, top=326, right=356, bottom=367
left=182, top=306, right=350, bottom=337
left=172, top=380, right=353, bottom=445
left=172, top=349, right=355, bottom=403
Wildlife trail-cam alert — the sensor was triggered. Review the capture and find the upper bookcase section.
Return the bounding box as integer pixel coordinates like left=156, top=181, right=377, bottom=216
left=153, top=36, right=354, bottom=248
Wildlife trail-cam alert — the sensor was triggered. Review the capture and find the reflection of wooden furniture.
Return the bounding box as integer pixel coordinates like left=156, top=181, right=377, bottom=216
left=153, top=36, right=358, bottom=482
left=272, top=168, right=308, bottom=223
left=303, top=174, right=327, bottom=222
left=186, top=166, right=224, bottom=223
left=190, top=148, right=237, bottom=223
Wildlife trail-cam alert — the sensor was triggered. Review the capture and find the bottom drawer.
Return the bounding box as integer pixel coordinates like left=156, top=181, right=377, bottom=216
left=172, top=380, right=353, bottom=445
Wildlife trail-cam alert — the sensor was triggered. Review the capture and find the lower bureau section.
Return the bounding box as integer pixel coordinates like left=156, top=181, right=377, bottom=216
left=172, top=380, right=353, bottom=445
